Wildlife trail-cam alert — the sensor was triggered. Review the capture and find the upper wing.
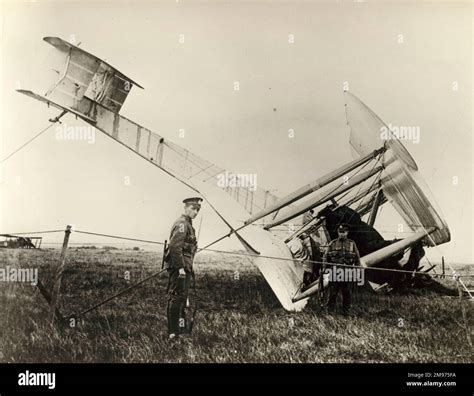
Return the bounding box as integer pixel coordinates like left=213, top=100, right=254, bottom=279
left=344, top=91, right=450, bottom=246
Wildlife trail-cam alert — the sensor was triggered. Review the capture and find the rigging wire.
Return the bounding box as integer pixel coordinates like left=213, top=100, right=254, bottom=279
left=285, top=150, right=384, bottom=240
left=0, top=230, right=64, bottom=235
left=0, top=122, right=58, bottom=164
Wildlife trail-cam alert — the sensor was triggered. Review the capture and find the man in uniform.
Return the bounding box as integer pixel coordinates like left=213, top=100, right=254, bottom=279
left=323, top=223, right=361, bottom=316
left=165, top=197, right=202, bottom=340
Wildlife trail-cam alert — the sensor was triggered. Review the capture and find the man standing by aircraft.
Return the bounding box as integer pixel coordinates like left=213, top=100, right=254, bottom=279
left=288, top=232, right=322, bottom=289
left=323, top=223, right=361, bottom=316
left=164, top=197, right=202, bottom=340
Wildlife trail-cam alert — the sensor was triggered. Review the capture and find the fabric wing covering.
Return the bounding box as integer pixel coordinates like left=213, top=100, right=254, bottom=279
left=344, top=91, right=450, bottom=246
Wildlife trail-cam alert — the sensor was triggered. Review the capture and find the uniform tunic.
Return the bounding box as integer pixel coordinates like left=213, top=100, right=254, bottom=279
left=167, top=215, right=198, bottom=272
left=323, top=237, right=361, bottom=313
left=165, top=215, right=198, bottom=335
left=323, top=238, right=361, bottom=267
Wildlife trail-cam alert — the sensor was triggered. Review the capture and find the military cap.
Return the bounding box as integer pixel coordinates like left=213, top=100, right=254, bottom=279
left=183, top=197, right=203, bottom=207
left=338, top=223, right=350, bottom=232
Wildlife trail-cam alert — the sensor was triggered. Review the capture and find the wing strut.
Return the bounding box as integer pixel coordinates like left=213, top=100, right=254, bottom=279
left=244, top=147, right=385, bottom=226
left=367, top=188, right=384, bottom=227
left=264, top=165, right=383, bottom=229
left=284, top=182, right=382, bottom=243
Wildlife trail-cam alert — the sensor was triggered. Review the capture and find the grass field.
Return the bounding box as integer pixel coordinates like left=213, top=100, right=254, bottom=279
left=0, top=247, right=473, bottom=363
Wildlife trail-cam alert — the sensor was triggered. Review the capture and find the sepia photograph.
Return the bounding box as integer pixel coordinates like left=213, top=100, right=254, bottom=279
left=0, top=0, right=472, bottom=390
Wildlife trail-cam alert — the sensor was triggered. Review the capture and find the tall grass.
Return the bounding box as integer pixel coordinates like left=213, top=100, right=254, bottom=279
left=0, top=248, right=472, bottom=363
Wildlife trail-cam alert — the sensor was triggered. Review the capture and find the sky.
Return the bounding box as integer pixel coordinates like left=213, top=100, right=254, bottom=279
left=0, top=1, right=472, bottom=263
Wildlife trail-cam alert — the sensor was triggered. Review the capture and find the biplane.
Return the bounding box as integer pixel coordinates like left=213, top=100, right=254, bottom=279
left=0, top=234, right=42, bottom=249
left=17, top=37, right=451, bottom=312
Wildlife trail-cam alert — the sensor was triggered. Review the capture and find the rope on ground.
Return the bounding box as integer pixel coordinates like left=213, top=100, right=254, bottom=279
left=72, top=268, right=168, bottom=318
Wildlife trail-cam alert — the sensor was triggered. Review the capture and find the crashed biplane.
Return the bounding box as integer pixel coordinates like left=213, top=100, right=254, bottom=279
left=17, top=37, right=450, bottom=311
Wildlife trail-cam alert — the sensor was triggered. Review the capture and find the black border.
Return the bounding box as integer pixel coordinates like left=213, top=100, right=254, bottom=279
left=0, top=363, right=472, bottom=393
